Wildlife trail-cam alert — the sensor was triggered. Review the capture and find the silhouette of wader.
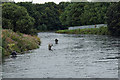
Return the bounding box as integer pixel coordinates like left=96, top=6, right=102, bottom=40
left=48, top=44, right=53, bottom=50
left=11, top=51, right=17, bottom=57
left=55, top=39, right=58, bottom=44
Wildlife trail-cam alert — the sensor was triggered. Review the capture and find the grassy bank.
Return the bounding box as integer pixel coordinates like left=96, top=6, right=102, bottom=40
left=56, top=26, right=110, bottom=35
left=2, top=29, right=41, bottom=57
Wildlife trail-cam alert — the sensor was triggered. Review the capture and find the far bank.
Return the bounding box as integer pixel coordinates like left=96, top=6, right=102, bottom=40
left=56, top=26, right=110, bottom=35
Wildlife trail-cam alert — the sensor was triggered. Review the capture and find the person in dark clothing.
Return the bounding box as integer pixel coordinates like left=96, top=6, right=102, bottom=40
left=11, top=51, right=17, bottom=57
left=55, top=39, right=58, bottom=44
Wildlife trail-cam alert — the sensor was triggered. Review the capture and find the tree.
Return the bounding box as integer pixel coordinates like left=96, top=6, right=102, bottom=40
left=60, top=2, right=110, bottom=27
left=16, top=2, right=36, bottom=17
left=107, top=2, right=120, bottom=36
left=35, top=2, right=62, bottom=30
left=17, top=2, right=63, bottom=31
left=58, top=2, right=71, bottom=15
left=60, top=3, right=86, bottom=26
left=2, top=3, right=35, bottom=34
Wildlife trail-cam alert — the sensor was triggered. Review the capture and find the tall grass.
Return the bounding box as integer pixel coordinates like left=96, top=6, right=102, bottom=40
left=56, top=26, right=110, bottom=35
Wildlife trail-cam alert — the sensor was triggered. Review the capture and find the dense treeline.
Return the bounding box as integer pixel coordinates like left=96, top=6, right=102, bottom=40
left=16, top=2, right=70, bottom=31
left=107, top=2, right=120, bottom=36
left=2, top=2, right=120, bottom=36
left=2, top=2, right=110, bottom=34
left=60, top=2, right=110, bottom=27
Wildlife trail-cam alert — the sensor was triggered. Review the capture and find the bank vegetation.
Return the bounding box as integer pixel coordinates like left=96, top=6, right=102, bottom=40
left=2, top=29, right=40, bottom=57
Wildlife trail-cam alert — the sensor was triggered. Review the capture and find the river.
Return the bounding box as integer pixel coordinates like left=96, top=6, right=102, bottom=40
left=2, top=32, right=120, bottom=78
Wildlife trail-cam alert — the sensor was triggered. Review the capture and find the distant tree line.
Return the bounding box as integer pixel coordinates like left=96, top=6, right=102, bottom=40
left=60, top=2, right=111, bottom=27
left=2, top=2, right=70, bottom=34
left=107, top=2, right=120, bottom=36
left=16, top=2, right=70, bottom=31
left=2, top=2, right=120, bottom=36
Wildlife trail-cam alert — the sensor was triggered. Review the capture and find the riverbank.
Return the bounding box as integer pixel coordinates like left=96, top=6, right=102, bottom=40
left=56, top=26, right=110, bottom=35
left=2, top=29, right=41, bottom=57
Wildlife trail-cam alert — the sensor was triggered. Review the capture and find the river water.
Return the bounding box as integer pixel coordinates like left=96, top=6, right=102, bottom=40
left=2, top=32, right=120, bottom=78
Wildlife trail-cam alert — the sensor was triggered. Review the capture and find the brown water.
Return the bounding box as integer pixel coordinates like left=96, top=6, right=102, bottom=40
left=2, top=32, right=120, bottom=78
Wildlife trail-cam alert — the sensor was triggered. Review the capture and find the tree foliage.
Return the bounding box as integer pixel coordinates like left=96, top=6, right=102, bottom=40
left=60, top=2, right=110, bottom=27
left=3, top=2, right=115, bottom=34
left=16, top=2, right=68, bottom=31
left=106, top=2, right=120, bottom=36
left=2, top=3, right=35, bottom=34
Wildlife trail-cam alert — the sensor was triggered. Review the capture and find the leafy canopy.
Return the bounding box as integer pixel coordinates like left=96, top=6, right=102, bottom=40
left=2, top=3, right=35, bottom=34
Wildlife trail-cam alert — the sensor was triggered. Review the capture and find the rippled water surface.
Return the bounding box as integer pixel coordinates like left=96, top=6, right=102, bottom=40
left=2, top=32, right=120, bottom=78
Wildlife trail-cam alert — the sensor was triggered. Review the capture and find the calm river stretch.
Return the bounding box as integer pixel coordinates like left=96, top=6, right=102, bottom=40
left=2, top=32, right=120, bottom=78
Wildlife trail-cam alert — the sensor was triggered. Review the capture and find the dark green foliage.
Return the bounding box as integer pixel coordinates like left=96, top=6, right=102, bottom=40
left=3, top=2, right=116, bottom=35
left=16, top=2, right=36, bottom=17
left=106, top=2, right=120, bottom=36
left=2, top=2, right=71, bottom=33
left=60, top=2, right=110, bottom=27
left=2, top=3, right=35, bottom=34
left=16, top=2, right=40, bottom=29
left=16, top=2, right=67, bottom=31
left=58, top=2, right=71, bottom=15
left=39, top=4, right=61, bottom=30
